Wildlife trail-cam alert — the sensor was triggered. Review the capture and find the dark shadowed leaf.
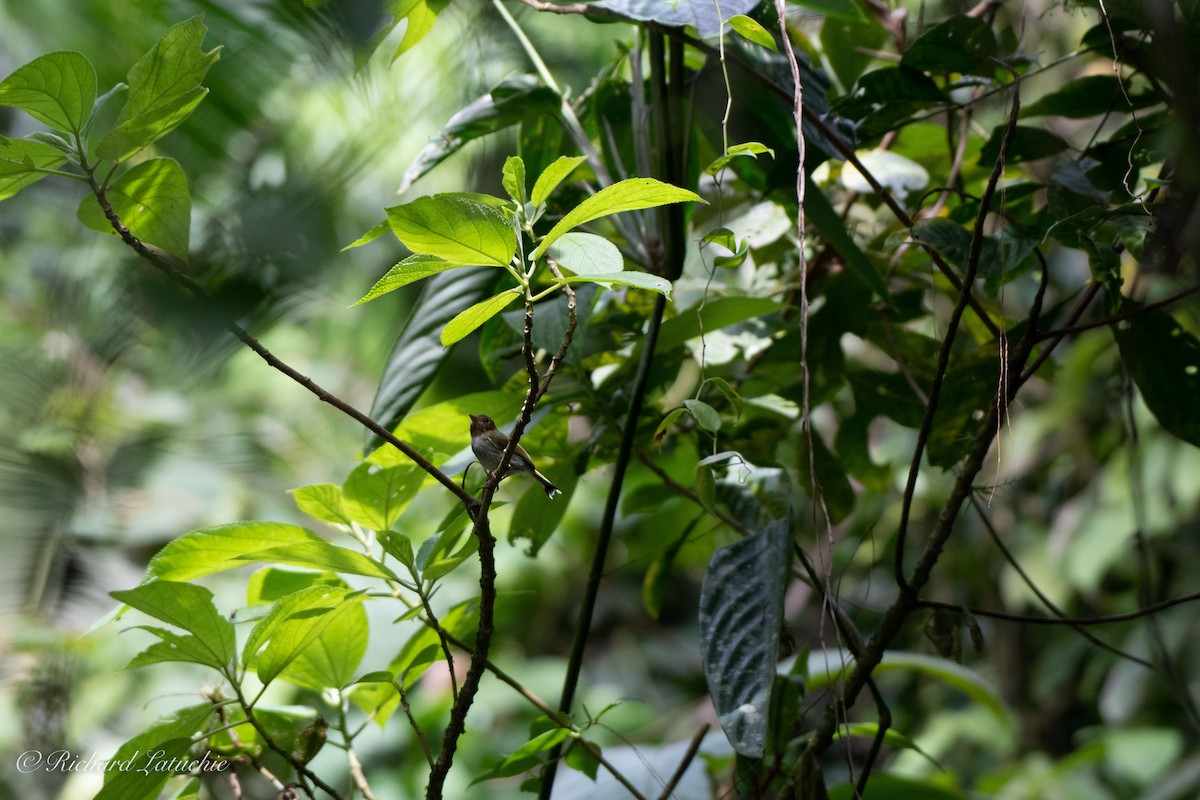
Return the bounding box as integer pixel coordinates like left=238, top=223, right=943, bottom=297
left=1115, top=305, right=1200, bottom=448
left=698, top=518, right=791, bottom=757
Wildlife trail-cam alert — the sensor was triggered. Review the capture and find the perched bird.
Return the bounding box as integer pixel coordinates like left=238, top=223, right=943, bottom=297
left=469, top=413, right=561, bottom=498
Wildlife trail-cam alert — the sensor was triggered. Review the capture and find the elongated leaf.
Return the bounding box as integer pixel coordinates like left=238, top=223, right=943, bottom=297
left=77, top=157, right=191, bottom=259
left=397, top=74, right=559, bottom=195
left=366, top=267, right=498, bottom=448
left=231, top=541, right=398, bottom=580
left=111, top=581, right=235, bottom=668
left=502, top=155, right=526, bottom=205
left=706, top=141, right=775, bottom=175
left=791, top=0, right=868, bottom=21
left=472, top=728, right=573, bottom=784
left=1114, top=305, right=1200, bottom=447
left=530, top=155, right=587, bottom=208
left=0, top=51, right=96, bottom=133
left=591, top=0, right=758, bottom=37
left=699, top=518, right=791, bottom=757
left=530, top=177, right=703, bottom=260
left=354, top=254, right=464, bottom=306
left=728, top=15, right=777, bottom=52
left=392, top=0, right=453, bottom=60
left=387, top=194, right=516, bottom=267
left=657, top=297, right=784, bottom=352
left=441, top=289, right=521, bottom=346
left=560, top=271, right=672, bottom=297
left=145, top=521, right=330, bottom=582
left=547, top=232, right=624, bottom=275
left=0, top=138, right=67, bottom=201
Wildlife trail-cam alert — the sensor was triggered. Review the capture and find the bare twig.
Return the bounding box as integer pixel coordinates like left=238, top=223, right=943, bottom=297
left=655, top=724, right=710, bottom=800
left=86, top=177, right=480, bottom=512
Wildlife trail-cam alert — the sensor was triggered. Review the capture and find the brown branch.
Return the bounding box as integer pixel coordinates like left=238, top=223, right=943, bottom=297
left=969, top=494, right=1153, bottom=668
left=893, top=72, right=1023, bottom=592
left=918, top=590, right=1200, bottom=626
left=86, top=177, right=481, bottom=513
left=655, top=724, right=710, bottom=800
left=1035, top=283, right=1200, bottom=340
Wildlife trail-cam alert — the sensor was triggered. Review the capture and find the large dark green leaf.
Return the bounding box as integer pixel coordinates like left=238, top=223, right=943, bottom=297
left=397, top=74, right=560, bottom=195
left=698, top=518, right=791, bottom=757
left=1023, top=75, right=1156, bottom=119
left=366, top=267, right=500, bottom=450
left=806, top=184, right=891, bottom=303
left=1114, top=305, right=1200, bottom=448
left=902, top=15, right=998, bottom=76
left=591, top=0, right=758, bottom=37
left=978, top=125, right=1070, bottom=165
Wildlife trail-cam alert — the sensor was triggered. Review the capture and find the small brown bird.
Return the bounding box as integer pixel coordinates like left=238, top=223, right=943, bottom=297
left=469, top=413, right=561, bottom=498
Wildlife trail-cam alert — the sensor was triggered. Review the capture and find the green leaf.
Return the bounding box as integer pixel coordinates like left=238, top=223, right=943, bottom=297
left=546, top=232, right=624, bottom=275
left=343, top=218, right=389, bottom=250
left=822, top=17, right=887, bottom=91
left=530, top=177, right=704, bottom=260
left=117, top=16, right=220, bottom=125
left=245, top=584, right=367, bottom=687
left=654, top=407, right=688, bottom=445
left=111, top=581, right=235, bottom=668
left=728, top=15, right=777, bottom=51
left=502, top=155, right=526, bottom=205
left=231, top=540, right=399, bottom=580
left=643, top=528, right=690, bottom=620
left=367, top=389, right=520, bottom=467
left=978, top=125, right=1070, bottom=165
left=342, top=461, right=425, bottom=530
left=658, top=297, right=784, bottom=352
left=559, top=271, right=672, bottom=297
left=530, top=155, right=588, bottom=209
left=564, top=740, right=601, bottom=781
left=365, top=268, right=500, bottom=448
left=379, top=530, right=415, bottom=569
left=705, top=141, right=775, bottom=176
left=699, top=519, right=791, bottom=757
left=145, top=521, right=328, bottom=582
left=125, top=626, right=233, bottom=671
left=96, top=704, right=214, bottom=798
left=246, top=567, right=331, bottom=605
left=507, top=451, right=575, bottom=557
left=397, top=74, right=560, bottom=195
left=77, top=157, right=191, bottom=260
left=291, top=483, right=353, bottom=526
left=901, top=15, right=998, bottom=76
left=684, top=399, right=722, bottom=432
left=473, top=728, right=573, bottom=784
left=387, top=194, right=516, bottom=267
left=1114, top=305, right=1200, bottom=447
left=791, top=0, right=868, bottom=21
left=0, top=51, right=96, bottom=134
left=392, top=0, right=453, bottom=60
left=441, top=289, right=521, bottom=346
left=1023, top=75, right=1155, bottom=118
left=96, top=86, right=208, bottom=163
left=0, top=138, right=67, bottom=201
left=805, top=184, right=891, bottom=303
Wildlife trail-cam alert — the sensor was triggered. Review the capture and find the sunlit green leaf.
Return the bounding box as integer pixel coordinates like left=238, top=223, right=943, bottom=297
left=558, top=270, right=672, bottom=297
left=728, top=15, right=776, bottom=52
left=441, top=289, right=521, bottom=346
left=706, top=141, right=775, bottom=176
left=502, top=155, right=526, bottom=205
left=342, top=461, right=425, bottom=530
left=231, top=540, right=399, bottom=580
left=531, top=177, right=704, bottom=260
left=531, top=155, right=587, bottom=208
left=145, top=522, right=328, bottom=582
left=291, top=483, right=353, bottom=526
left=77, top=157, right=191, bottom=260
left=0, top=51, right=96, bottom=133
left=111, top=582, right=235, bottom=668
left=546, top=232, right=624, bottom=275
left=387, top=194, right=516, bottom=267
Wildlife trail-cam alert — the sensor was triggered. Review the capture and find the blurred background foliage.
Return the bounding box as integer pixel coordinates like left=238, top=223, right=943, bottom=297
left=1, top=0, right=1199, bottom=799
